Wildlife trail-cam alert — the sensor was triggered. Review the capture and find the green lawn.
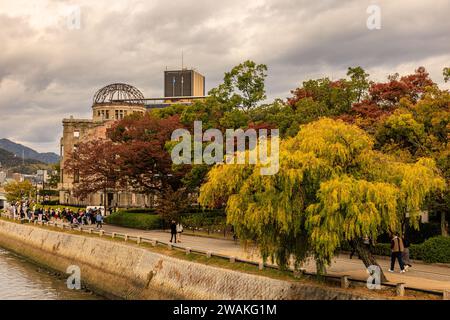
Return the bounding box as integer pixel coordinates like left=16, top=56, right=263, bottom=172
left=105, top=211, right=163, bottom=230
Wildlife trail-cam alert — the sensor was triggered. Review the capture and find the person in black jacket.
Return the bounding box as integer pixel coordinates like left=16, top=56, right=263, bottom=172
left=170, top=220, right=177, bottom=243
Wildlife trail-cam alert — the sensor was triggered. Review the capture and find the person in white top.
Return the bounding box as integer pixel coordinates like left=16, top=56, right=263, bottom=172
left=176, top=223, right=184, bottom=243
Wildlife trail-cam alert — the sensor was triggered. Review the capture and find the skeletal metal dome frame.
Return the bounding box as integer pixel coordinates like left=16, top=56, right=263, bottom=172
left=93, top=83, right=145, bottom=105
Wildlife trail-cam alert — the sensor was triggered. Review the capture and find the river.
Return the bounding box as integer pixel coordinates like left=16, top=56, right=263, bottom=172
left=0, top=247, right=103, bottom=300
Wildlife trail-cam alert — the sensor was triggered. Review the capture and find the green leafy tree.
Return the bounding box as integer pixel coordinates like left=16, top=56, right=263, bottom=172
left=210, top=60, right=268, bottom=112
left=47, top=163, right=60, bottom=189
left=347, top=66, right=371, bottom=102
left=444, top=67, right=450, bottom=83
left=4, top=180, right=35, bottom=203
left=199, top=118, right=444, bottom=281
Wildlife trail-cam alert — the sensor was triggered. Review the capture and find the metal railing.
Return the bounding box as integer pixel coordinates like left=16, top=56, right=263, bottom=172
left=0, top=212, right=447, bottom=300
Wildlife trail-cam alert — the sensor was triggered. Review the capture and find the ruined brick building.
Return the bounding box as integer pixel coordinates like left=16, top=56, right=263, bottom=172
left=59, top=69, right=205, bottom=208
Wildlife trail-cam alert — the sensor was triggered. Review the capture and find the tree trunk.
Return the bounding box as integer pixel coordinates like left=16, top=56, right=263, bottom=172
left=103, top=189, right=108, bottom=216
left=353, top=239, right=387, bottom=283
left=316, top=260, right=327, bottom=278
left=442, top=212, right=448, bottom=237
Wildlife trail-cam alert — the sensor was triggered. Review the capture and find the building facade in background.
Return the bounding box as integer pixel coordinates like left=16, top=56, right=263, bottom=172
left=164, top=69, right=205, bottom=99
left=59, top=69, right=206, bottom=209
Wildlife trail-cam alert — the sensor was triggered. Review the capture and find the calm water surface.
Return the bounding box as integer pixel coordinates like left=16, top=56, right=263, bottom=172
left=0, top=248, right=103, bottom=300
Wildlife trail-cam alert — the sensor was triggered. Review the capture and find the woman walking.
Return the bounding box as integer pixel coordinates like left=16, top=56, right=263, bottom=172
left=402, top=236, right=412, bottom=270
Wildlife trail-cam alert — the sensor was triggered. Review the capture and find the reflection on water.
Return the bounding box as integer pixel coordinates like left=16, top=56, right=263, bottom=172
left=0, top=248, right=103, bottom=300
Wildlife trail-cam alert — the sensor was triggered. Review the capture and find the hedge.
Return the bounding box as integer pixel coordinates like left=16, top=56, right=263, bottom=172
left=420, top=236, right=450, bottom=263
left=105, top=211, right=163, bottom=230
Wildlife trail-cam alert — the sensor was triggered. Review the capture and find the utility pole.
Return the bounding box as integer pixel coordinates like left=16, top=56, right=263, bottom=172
left=181, top=50, right=185, bottom=96
left=181, top=49, right=184, bottom=70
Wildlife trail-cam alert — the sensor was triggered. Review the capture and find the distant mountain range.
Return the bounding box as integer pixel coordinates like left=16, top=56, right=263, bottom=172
left=0, top=148, right=50, bottom=174
left=0, top=139, right=59, bottom=164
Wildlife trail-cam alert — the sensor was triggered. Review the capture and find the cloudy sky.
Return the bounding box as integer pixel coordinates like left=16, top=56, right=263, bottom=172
left=1, top=0, right=449, bottom=153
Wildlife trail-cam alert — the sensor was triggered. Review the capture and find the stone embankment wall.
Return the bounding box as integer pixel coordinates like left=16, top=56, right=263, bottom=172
left=0, top=220, right=372, bottom=300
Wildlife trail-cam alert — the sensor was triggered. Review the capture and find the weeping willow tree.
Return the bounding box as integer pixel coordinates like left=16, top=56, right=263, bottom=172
left=199, top=118, right=444, bottom=280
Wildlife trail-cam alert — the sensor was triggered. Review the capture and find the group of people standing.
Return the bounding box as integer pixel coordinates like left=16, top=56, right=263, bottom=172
left=8, top=201, right=104, bottom=229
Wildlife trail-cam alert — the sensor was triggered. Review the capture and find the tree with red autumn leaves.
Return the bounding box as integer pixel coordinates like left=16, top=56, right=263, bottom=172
left=64, top=139, right=121, bottom=208
left=107, top=113, right=187, bottom=195
left=339, top=67, right=436, bottom=131
left=369, top=67, right=434, bottom=107
left=65, top=113, right=190, bottom=213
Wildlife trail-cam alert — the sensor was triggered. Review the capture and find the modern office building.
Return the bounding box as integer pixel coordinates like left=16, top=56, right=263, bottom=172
left=164, top=69, right=205, bottom=98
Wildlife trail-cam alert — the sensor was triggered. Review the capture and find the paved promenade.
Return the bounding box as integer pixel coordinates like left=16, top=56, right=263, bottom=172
left=94, top=224, right=450, bottom=292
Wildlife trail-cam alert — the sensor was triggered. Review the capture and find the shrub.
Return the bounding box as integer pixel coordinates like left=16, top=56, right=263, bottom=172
left=420, top=236, right=450, bottom=263
left=409, top=243, right=423, bottom=260
left=105, top=211, right=163, bottom=230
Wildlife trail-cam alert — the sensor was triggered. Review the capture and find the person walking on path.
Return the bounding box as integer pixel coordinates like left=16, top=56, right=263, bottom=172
left=402, top=236, right=412, bottom=270
left=170, top=220, right=177, bottom=243
left=389, top=233, right=405, bottom=273
left=176, top=222, right=183, bottom=243
left=95, top=212, right=103, bottom=229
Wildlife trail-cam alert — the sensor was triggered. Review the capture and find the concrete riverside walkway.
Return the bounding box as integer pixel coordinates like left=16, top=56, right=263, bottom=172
left=90, top=224, right=450, bottom=292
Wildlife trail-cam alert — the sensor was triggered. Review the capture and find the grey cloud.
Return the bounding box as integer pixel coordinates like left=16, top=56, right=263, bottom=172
left=0, top=0, right=449, bottom=152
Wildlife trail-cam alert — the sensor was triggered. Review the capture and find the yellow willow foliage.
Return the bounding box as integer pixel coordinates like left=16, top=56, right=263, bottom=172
left=284, top=118, right=373, bottom=170
left=397, top=158, right=446, bottom=228
left=306, top=176, right=399, bottom=263
left=357, top=152, right=445, bottom=228
left=199, top=163, right=254, bottom=206
left=198, top=118, right=445, bottom=269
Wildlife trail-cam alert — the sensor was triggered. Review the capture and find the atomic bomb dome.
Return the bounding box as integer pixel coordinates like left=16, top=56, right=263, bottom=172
left=91, top=83, right=146, bottom=122
left=93, top=83, right=145, bottom=105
